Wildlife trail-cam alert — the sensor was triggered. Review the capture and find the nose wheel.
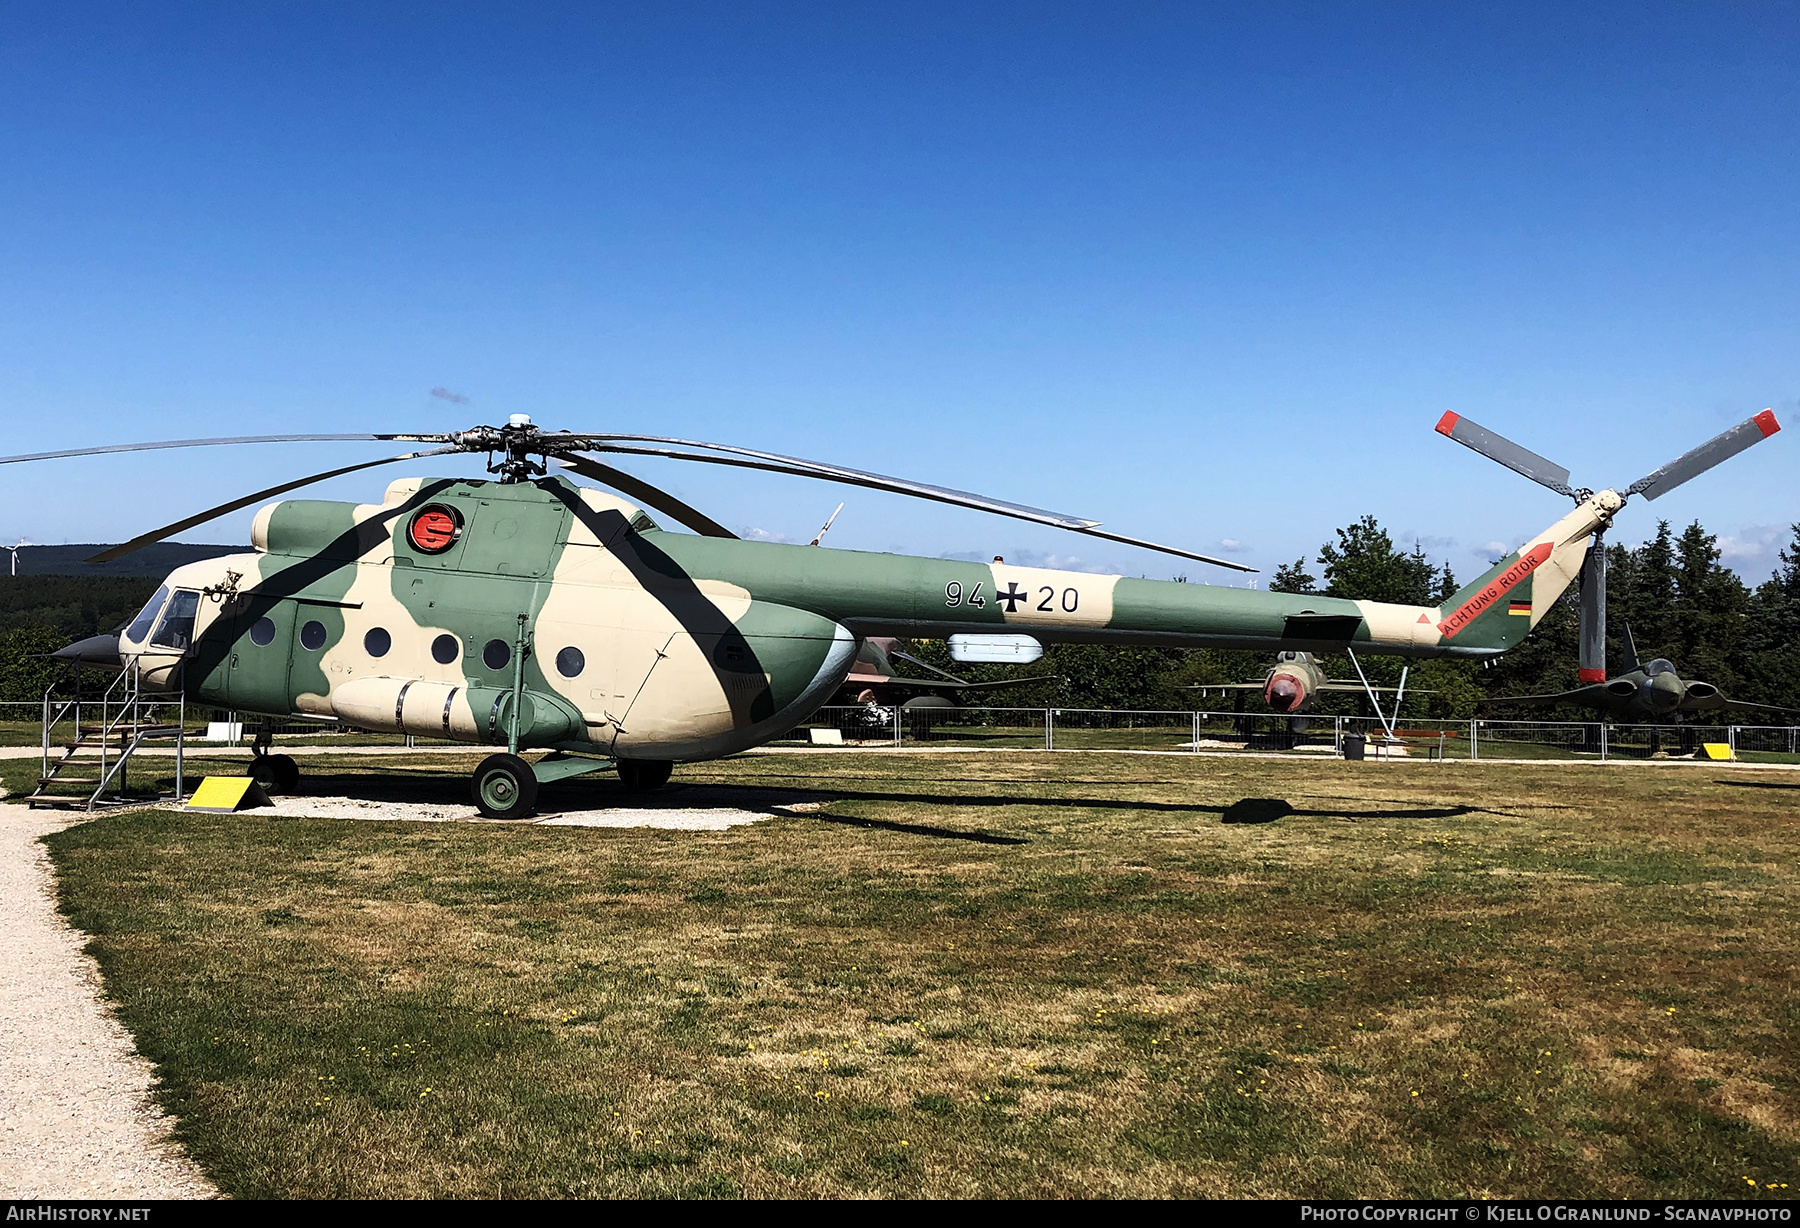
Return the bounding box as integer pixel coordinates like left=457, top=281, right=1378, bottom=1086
left=473, top=752, right=539, bottom=819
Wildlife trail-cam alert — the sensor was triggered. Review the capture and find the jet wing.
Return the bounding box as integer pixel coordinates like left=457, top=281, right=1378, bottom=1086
left=1318, top=682, right=1434, bottom=694
left=1680, top=694, right=1800, bottom=716
left=1479, top=685, right=1613, bottom=707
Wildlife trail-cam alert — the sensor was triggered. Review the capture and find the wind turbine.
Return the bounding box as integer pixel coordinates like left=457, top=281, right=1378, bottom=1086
left=5, top=539, right=29, bottom=577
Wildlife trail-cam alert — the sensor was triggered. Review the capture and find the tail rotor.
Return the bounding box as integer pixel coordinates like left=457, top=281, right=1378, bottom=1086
left=1434, top=406, right=1783, bottom=684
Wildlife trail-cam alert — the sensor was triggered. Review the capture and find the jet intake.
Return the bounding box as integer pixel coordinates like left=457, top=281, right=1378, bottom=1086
left=1265, top=674, right=1306, bottom=713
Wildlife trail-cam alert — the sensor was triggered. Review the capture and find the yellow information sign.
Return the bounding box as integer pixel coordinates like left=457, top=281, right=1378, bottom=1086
left=185, top=776, right=274, bottom=813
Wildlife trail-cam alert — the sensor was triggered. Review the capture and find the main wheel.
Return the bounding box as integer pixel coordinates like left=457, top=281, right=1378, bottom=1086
left=248, top=753, right=300, bottom=794
left=616, top=759, right=673, bottom=792
left=473, top=752, right=539, bottom=819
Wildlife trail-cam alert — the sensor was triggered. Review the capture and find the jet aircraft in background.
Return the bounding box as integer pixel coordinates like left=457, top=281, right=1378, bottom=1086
left=1189, top=651, right=1417, bottom=714
left=1480, top=628, right=1797, bottom=721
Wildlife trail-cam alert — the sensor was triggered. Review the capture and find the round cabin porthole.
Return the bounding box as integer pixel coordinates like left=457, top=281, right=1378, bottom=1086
left=483, top=639, right=511, bottom=671
left=300, top=620, right=327, bottom=651
left=364, top=627, right=391, bottom=658
left=431, top=633, right=459, bottom=664
left=407, top=503, right=463, bottom=554
left=556, top=646, right=585, bottom=678
left=249, top=617, right=276, bottom=646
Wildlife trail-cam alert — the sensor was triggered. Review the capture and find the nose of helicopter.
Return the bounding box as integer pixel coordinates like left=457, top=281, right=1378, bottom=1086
left=53, top=633, right=123, bottom=668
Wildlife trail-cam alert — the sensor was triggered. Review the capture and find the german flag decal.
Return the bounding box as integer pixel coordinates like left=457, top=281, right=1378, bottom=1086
left=1438, top=542, right=1553, bottom=639
left=1508, top=600, right=1532, bottom=616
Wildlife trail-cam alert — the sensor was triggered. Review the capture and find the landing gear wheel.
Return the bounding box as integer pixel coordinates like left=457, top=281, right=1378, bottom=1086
left=473, top=753, right=539, bottom=819
left=249, top=753, right=299, bottom=794
left=617, top=759, right=673, bottom=792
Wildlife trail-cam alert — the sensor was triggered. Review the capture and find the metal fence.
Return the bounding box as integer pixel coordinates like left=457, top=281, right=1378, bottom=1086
left=783, top=706, right=1800, bottom=761
left=7, top=698, right=1796, bottom=760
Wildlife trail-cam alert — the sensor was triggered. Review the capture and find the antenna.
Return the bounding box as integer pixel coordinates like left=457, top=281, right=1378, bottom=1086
left=809, top=502, right=845, bottom=547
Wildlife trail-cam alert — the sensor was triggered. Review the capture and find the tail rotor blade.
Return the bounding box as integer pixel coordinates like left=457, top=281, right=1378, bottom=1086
left=1434, top=413, right=1575, bottom=497
left=1578, top=530, right=1607, bottom=682
left=1625, top=410, right=1781, bottom=501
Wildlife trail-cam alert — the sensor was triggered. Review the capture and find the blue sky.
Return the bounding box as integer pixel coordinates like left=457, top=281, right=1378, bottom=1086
left=2, top=2, right=1796, bottom=585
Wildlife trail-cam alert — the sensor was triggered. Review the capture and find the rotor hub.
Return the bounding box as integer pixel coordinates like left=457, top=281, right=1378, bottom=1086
left=453, top=416, right=548, bottom=483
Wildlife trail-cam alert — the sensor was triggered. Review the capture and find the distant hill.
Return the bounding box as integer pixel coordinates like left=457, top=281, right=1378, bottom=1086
left=6, top=543, right=243, bottom=578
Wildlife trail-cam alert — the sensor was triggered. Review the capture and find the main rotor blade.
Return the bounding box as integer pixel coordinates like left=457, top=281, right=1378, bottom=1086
left=0, top=432, right=450, bottom=467
left=1434, top=413, right=1575, bottom=497
left=86, top=446, right=462, bottom=563
left=551, top=454, right=739, bottom=539
left=546, top=433, right=1101, bottom=528
left=566, top=439, right=1257, bottom=572
left=1625, top=409, right=1781, bottom=501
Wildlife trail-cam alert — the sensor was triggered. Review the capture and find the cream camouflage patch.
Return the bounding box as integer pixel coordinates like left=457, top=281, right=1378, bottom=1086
left=985, top=563, right=1117, bottom=629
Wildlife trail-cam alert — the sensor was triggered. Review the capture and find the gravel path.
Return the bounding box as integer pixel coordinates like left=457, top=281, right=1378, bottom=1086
left=0, top=807, right=216, bottom=1199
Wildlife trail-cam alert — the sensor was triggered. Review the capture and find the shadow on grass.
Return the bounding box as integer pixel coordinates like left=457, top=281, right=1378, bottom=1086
left=256, top=766, right=1486, bottom=838
left=1714, top=778, right=1800, bottom=790
left=806, top=812, right=1029, bottom=845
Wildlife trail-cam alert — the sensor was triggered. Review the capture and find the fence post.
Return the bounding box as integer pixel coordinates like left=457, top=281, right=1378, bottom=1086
left=893, top=705, right=901, bottom=748
left=1192, top=710, right=1200, bottom=753
left=174, top=691, right=185, bottom=802
left=1045, top=709, right=1054, bottom=751
left=1470, top=720, right=1478, bottom=762
left=1600, top=722, right=1607, bottom=762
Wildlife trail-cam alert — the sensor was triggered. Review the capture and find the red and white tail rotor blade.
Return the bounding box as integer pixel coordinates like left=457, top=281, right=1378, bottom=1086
left=1433, top=413, right=1576, bottom=497
left=1625, top=410, right=1781, bottom=501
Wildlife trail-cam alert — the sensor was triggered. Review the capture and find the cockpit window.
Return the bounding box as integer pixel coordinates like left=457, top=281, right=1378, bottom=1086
left=1645, top=659, right=1675, bottom=676
left=124, top=586, right=170, bottom=644
left=149, top=590, right=201, bottom=651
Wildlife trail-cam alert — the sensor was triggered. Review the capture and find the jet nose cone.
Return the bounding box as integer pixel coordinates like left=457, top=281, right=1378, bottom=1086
left=1644, top=675, right=1683, bottom=713
left=1266, top=677, right=1303, bottom=713
left=53, top=633, right=122, bottom=668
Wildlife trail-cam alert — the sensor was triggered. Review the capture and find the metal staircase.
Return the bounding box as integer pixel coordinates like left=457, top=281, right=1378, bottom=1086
left=31, top=663, right=188, bottom=810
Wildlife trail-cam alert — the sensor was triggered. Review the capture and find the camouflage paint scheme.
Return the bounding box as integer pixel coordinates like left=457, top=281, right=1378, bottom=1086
left=116, top=476, right=1622, bottom=764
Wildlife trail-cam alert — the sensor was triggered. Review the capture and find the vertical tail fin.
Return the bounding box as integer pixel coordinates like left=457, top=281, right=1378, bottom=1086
left=1432, top=491, right=1623, bottom=653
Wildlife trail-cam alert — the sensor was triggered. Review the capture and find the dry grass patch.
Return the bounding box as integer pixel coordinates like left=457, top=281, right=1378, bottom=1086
left=40, top=750, right=1800, bottom=1197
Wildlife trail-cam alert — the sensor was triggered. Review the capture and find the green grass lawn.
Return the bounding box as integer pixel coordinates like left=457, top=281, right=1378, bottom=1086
left=41, top=751, right=1800, bottom=1198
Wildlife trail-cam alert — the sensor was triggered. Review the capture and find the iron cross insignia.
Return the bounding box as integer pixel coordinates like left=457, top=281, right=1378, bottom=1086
left=997, top=582, right=1027, bottom=612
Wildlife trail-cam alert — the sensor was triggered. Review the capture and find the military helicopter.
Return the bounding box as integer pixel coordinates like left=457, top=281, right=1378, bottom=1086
left=4, top=409, right=1778, bottom=817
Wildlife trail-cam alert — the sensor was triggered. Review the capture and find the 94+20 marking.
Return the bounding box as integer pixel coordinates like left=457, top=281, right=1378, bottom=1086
left=946, top=580, right=1079, bottom=614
